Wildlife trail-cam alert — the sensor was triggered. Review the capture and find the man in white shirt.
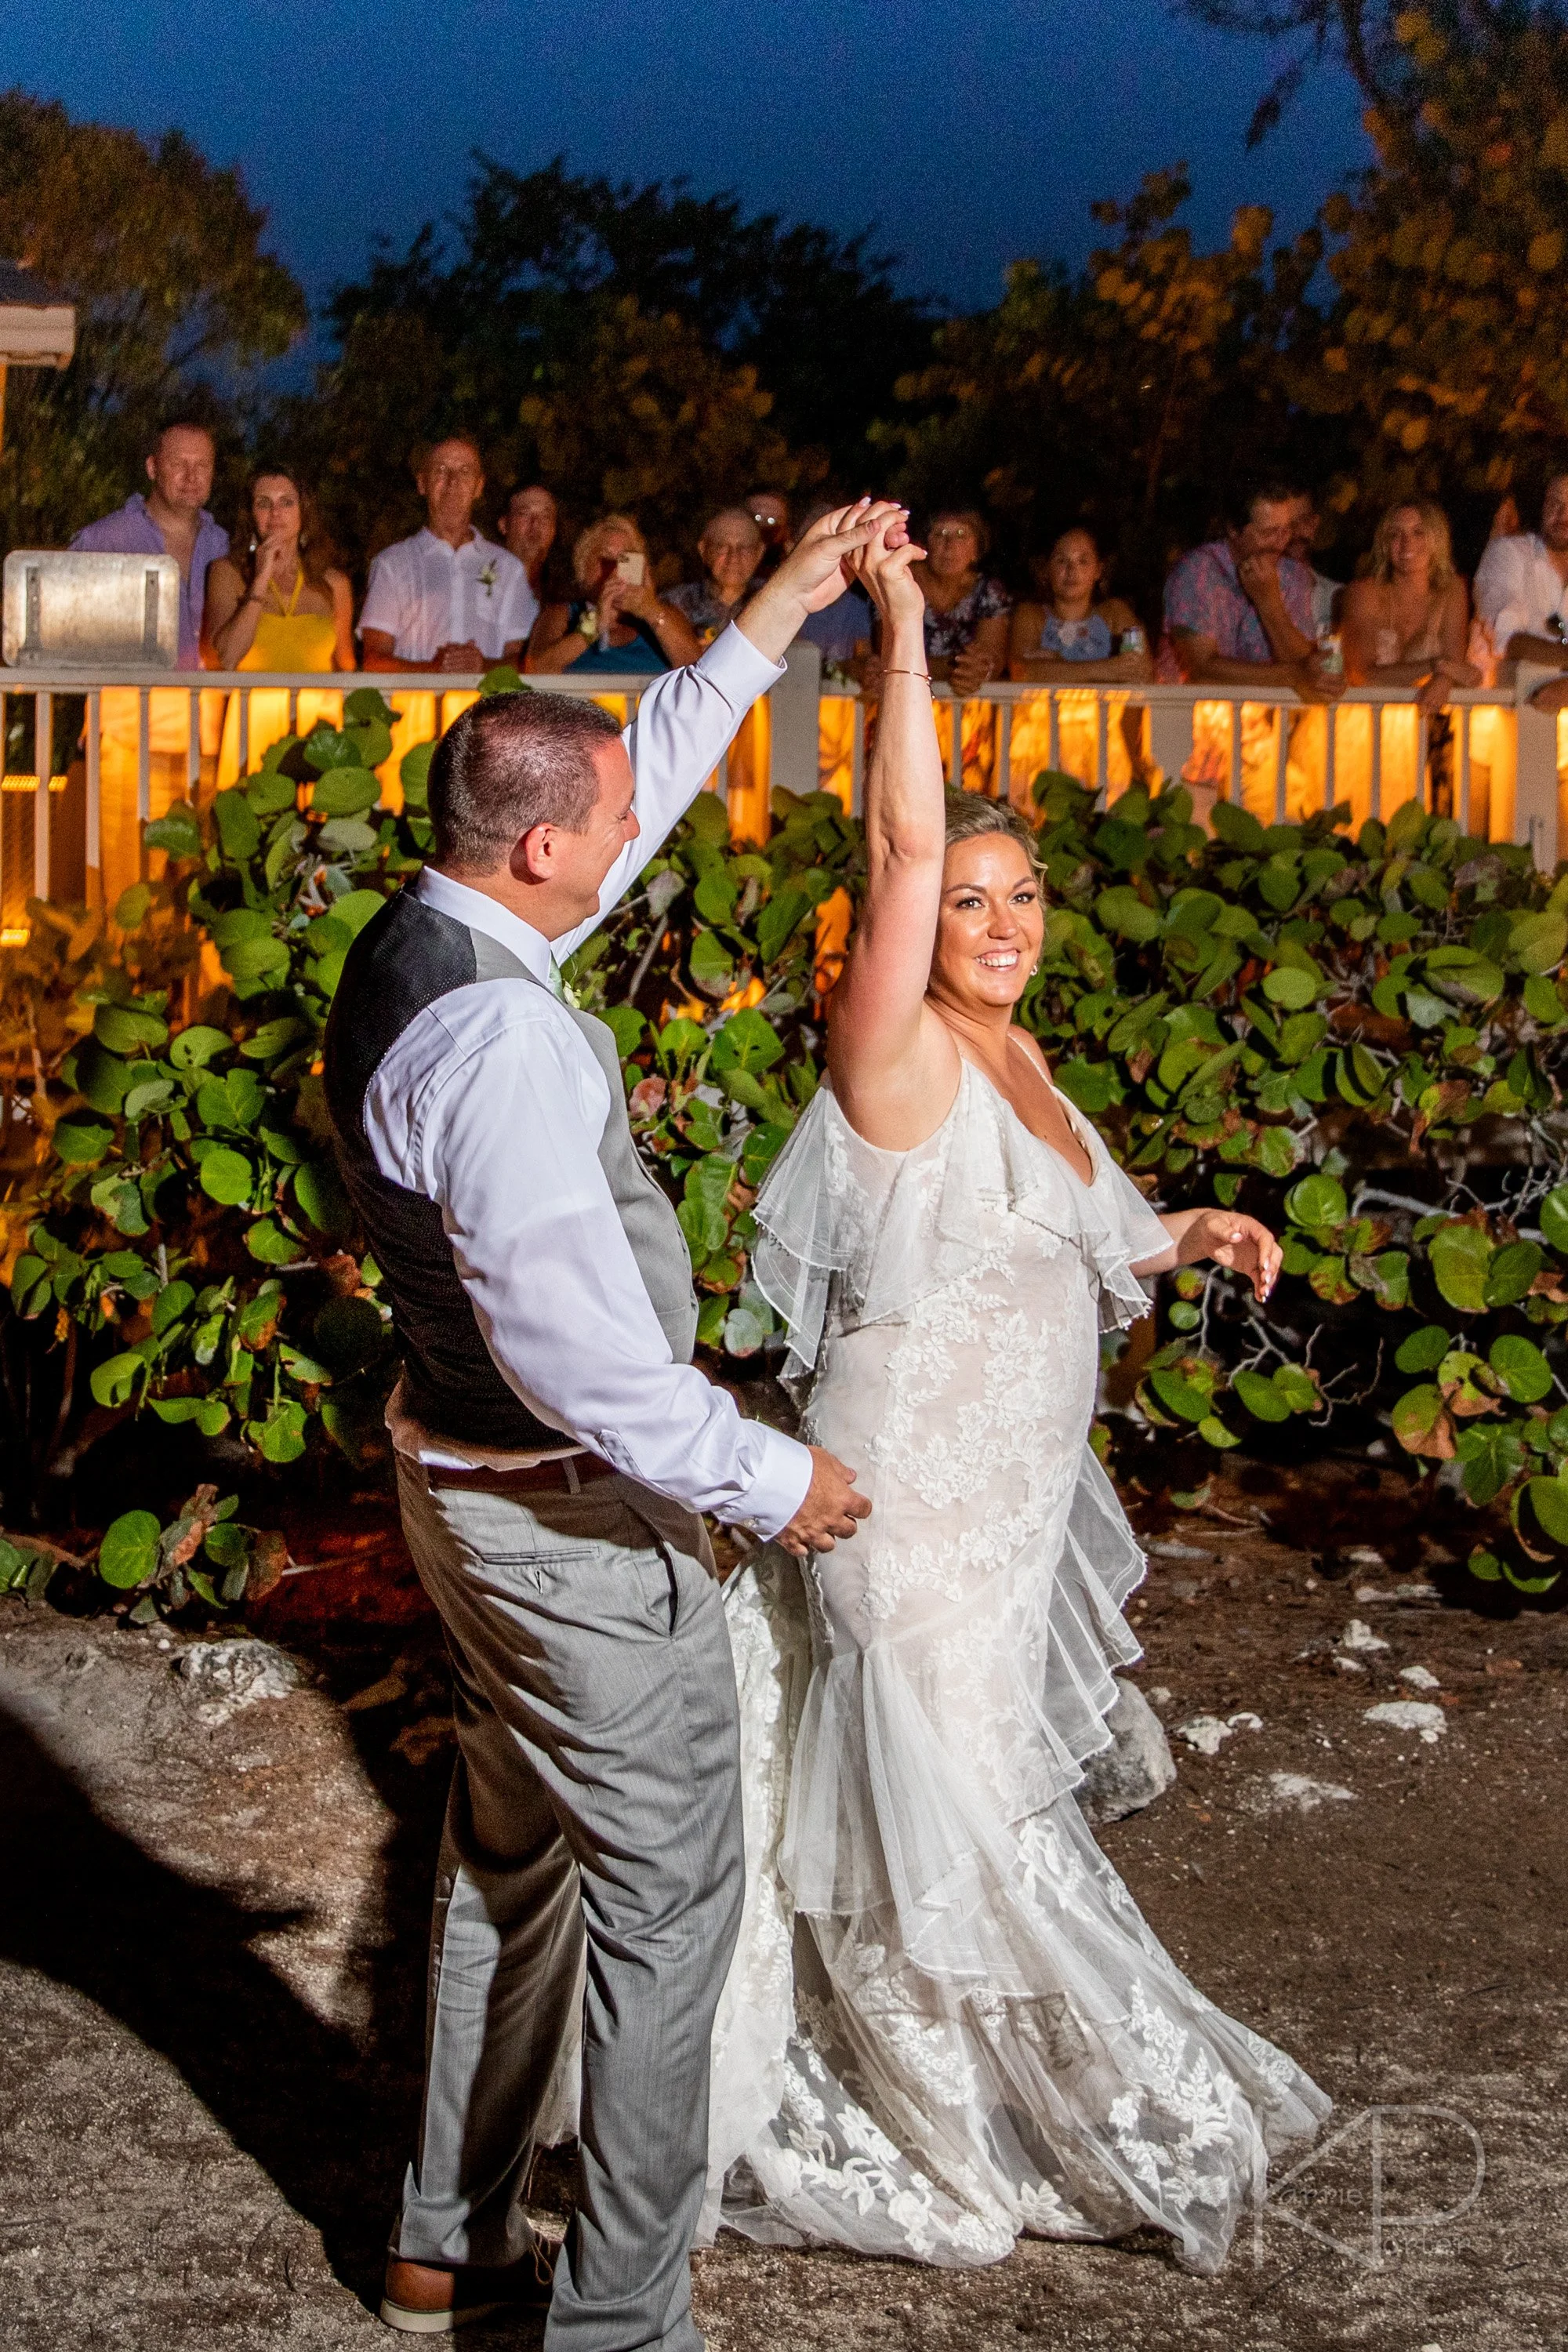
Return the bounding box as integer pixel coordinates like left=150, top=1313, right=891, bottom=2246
left=1474, top=471, right=1568, bottom=705
left=360, top=433, right=537, bottom=673
left=328, top=507, right=888, bottom=2348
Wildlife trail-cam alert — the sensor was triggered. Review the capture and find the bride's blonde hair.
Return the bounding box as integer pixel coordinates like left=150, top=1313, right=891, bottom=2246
left=942, top=788, right=1046, bottom=886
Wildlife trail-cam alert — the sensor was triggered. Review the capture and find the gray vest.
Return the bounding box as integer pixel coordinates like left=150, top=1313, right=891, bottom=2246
left=323, top=889, right=696, bottom=1452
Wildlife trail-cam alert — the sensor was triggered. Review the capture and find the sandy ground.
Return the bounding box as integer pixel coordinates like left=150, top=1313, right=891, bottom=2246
left=0, top=1472, right=1563, bottom=2352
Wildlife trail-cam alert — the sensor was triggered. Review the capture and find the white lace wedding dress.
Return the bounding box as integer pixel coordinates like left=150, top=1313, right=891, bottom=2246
left=697, top=1058, right=1330, bottom=2274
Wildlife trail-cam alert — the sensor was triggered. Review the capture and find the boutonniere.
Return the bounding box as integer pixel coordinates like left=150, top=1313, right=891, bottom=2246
left=477, top=561, right=497, bottom=595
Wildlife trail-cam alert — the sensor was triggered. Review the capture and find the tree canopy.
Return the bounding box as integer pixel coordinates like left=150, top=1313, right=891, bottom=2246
left=0, top=89, right=306, bottom=553
left=277, top=157, right=938, bottom=572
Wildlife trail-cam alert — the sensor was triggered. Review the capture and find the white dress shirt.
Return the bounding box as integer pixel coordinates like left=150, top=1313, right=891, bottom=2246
left=1473, top=532, right=1568, bottom=652
left=359, top=527, right=538, bottom=662
left=368, top=624, right=812, bottom=1540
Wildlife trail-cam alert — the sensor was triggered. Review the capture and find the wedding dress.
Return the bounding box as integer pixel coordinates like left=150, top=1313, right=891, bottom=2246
left=698, top=1057, right=1330, bottom=2274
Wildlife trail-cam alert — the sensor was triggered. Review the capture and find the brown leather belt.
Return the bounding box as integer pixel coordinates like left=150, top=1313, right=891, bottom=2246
left=427, top=1452, right=621, bottom=1496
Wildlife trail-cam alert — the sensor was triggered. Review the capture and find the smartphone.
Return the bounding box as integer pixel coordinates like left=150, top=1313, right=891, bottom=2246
left=614, top=551, right=646, bottom=586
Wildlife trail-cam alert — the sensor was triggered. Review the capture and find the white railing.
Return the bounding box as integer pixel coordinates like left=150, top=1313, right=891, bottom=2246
left=0, top=651, right=1560, bottom=936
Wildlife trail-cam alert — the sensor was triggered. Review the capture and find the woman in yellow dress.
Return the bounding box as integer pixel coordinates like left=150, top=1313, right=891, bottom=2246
left=208, top=469, right=355, bottom=786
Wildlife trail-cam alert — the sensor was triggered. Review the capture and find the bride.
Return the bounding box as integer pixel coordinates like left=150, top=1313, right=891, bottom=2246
left=699, top=512, right=1330, bottom=2273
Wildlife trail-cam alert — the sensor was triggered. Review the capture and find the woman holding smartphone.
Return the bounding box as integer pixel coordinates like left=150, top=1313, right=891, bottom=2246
left=526, top=514, right=702, bottom=674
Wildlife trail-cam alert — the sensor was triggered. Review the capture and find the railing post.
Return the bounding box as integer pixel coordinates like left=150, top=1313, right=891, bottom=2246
left=1514, top=666, right=1559, bottom=872
left=86, top=688, right=100, bottom=879
left=770, top=641, right=821, bottom=803
left=34, top=688, right=53, bottom=901
left=1145, top=698, right=1193, bottom=792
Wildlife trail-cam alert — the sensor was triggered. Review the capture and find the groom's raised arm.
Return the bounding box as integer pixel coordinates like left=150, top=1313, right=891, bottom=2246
left=554, top=502, right=900, bottom=958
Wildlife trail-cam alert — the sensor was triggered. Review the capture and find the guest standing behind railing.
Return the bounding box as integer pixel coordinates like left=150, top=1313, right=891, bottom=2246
left=359, top=434, right=535, bottom=675
left=206, top=468, right=355, bottom=786
left=1164, top=478, right=1345, bottom=703
left=526, top=514, right=701, bottom=676
left=667, top=507, right=767, bottom=645
left=1474, top=468, right=1568, bottom=714
left=70, top=419, right=229, bottom=666
left=497, top=484, right=558, bottom=619
left=1340, top=502, right=1476, bottom=715
left=909, top=509, right=1011, bottom=695
left=1007, top=526, right=1154, bottom=684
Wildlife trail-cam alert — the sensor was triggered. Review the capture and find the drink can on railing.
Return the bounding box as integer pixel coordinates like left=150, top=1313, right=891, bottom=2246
left=1316, top=628, right=1345, bottom=677
left=1118, top=625, right=1147, bottom=657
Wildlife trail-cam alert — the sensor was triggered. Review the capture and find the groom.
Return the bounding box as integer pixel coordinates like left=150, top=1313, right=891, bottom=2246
left=324, top=510, right=880, bottom=2348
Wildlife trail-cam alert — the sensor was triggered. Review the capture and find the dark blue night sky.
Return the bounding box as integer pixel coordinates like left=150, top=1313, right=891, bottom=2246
left=8, top=0, right=1367, bottom=313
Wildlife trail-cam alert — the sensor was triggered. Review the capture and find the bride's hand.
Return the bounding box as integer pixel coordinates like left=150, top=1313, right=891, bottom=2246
left=1178, top=1208, right=1281, bottom=1301
left=851, top=513, right=927, bottom=632
left=776, top=499, right=908, bottom=615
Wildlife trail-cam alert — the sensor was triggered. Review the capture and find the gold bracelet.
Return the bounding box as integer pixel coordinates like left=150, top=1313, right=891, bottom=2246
left=882, top=666, right=932, bottom=684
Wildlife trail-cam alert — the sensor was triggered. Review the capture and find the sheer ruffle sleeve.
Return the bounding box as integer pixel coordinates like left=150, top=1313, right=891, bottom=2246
left=750, top=1063, right=1169, bottom=1377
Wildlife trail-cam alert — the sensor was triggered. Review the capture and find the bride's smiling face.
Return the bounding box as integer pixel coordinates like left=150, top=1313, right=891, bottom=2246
left=930, top=834, right=1044, bottom=1012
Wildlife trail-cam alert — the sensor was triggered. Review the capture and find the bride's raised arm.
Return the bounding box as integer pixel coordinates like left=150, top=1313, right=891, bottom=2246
left=827, top=520, right=961, bottom=1145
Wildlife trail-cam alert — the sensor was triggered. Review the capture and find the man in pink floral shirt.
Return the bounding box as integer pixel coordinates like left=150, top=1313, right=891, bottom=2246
left=1163, top=480, right=1344, bottom=702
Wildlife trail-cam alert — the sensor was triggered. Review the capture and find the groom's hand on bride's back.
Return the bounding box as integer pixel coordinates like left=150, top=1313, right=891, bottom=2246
left=777, top=1447, right=871, bottom=1556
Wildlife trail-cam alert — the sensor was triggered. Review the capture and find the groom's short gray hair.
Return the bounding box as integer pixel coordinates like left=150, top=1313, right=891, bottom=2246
left=428, top=690, right=623, bottom=869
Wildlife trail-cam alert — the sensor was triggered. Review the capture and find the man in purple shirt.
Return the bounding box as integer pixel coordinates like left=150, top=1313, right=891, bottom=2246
left=1164, top=479, right=1343, bottom=702
left=71, top=419, right=230, bottom=666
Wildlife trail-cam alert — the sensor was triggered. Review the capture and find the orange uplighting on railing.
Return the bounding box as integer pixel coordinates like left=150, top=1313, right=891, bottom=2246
left=1, top=773, right=67, bottom=793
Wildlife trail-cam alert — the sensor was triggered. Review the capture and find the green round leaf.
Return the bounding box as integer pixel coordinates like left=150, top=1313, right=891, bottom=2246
left=711, top=1009, right=784, bottom=1072
left=1428, top=1223, right=1491, bottom=1313
left=1395, top=1323, right=1450, bottom=1374
left=1509, top=910, right=1568, bottom=974
left=1210, top=801, right=1266, bottom=854
left=199, top=1148, right=254, bottom=1206
left=246, top=1218, right=303, bottom=1265
left=114, top=881, right=154, bottom=928
left=53, top=1113, right=114, bottom=1166
left=312, top=1294, right=386, bottom=1374
left=1392, top=1383, right=1446, bottom=1450
left=1486, top=1240, right=1544, bottom=1308
left=170, top=1025, right=232, bottom=1073
left=1148, top=1367, right=1211, bottom=1423
left=1261, top=967, right=1319, bottom=1009
left=1197, top=1415, right=1240, bottom=1448
left=1540, top=1185, right=1568, bottom=1258
left=1489, top=1334, right=1554, bottom=1403
left=293, top=1158, right=354, bottom=1239
left=151, top=1279, right=196, bottom=1336
left=1233, top=1368, right=1291, bottom=1422
left=317, top=818, right=379, bottom=855
left=1285, top=1173, right=1347, bottom=1229
left=1274, top=1364, right=1319, bottom=1413
left=98, top=1509, right=162, bottom=1590
left=143, top=804, right=202, bottom=859
left=1095, top=886, right=1161, bottom=942
left=94, top=1002, right=169, bottom=1054
left=213, top=789, right=263, bottom=861
left=89, top=1352, right=145, bottom=1409
left=1523, top=1475, right=1568, bottom=1548
left=310, top=766, right=381, bottom=818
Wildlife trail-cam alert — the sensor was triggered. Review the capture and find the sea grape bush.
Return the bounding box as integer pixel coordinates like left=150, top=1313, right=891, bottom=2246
left=6, top=724, right=1568, bottom=1613
left=1014, top=775, right=1568, bottom=1594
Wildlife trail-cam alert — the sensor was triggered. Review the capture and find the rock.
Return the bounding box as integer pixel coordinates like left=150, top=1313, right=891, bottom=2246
left=1333, top=1654, right=1368, bottom=1673
left=1077, top=1679, right=1178, bottom=1825
left=1146, top=1539, right=1210, bottom=1561
left=176, top=1639, right=303, bottom=1727
left=1354, top=1581, right=1438, bottom=1602
left=1339, top=1618, right=1391, bottom=1653
left=1175, top=1709, right=1262, bottom=1757
left=1254, top=1771, right=1356, bottom=1813
left=1400, top=1664, right=1441, bottom=1690
left=1364, top=1699, right=1446, bottom=1744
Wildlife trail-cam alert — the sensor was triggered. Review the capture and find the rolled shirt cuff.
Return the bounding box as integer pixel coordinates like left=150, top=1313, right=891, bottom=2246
left=725, top=1421, right=814, bottom=1541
